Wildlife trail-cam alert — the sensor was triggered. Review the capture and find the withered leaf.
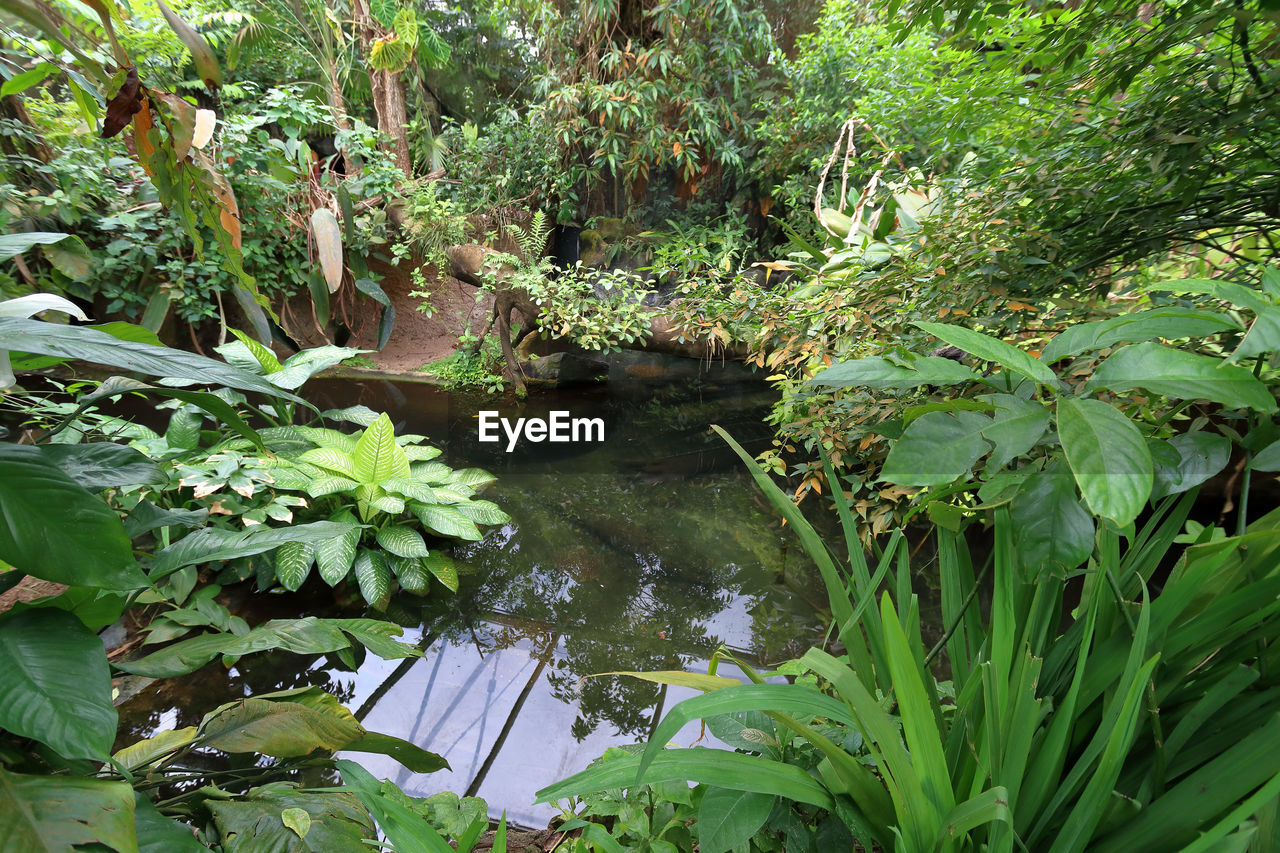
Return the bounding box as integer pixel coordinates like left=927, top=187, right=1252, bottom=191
left=101, top=66, right=142, bottom=139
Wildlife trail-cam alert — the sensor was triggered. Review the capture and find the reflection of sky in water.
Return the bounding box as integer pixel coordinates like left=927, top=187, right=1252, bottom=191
left=116, top=370, right=833, bottom=826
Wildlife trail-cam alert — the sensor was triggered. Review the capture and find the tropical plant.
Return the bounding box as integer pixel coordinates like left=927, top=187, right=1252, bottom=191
left=808, top=267, right=1280, bottom=544
left=0, top=316, right=472, bottom=851
left=539, top=427, right=1280, bottom=850
left=257, top=412, right=509, bottom=608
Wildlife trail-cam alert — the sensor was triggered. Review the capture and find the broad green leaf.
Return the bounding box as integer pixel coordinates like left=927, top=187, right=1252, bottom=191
left=941, top=788, right=1013, bottom=839
left=403, top=444, right=442, bottom=461
left=1041, top=308, right=1239, bottom=362
left=111, top=633, right=230, bottom=678
left=0, top=318, right=303, bottom=401
left=316, top=513, right=361, bottom=585
left=0, top=62, right=58, bottom=96
left=1089, top=342, right=1277, bottom=412
left=323, top=405, right=379, bottom=427
left=1252, top=438, right=1280, bottom=472
left=113, top=726, right=198, bottom=772
left=1235, top=304, right=1280, bottom=359
left=0, top=232, right=77, bottom=261
left=342, top=731, right=450, bottom=773
left=353, top=414, right=411, bottom=484
left=0, top=446, right=143, bottom=589
left=272, top=346, right=367, bottom=389
left=914, top=321, right=1060, bottom=386
left=369, top=0, right=396, bottom=26
left=300, top=447, right=358, bottom=478
left=337, top=760, right=456, bottom=853
left=81, top=376, right=267, bottom=452
left=881, top=411, right=992, bottom=486
left=199, top=698, right=361, bottom=757
left=275, top=541, right=316, bottom=591
left=412, top=461, right=452, bottom=482
left=410, top=502, right=483, bottom=541
left=306, top=476, right=361, bottom=497
left=367, top=492, right=405, bottom=515
left=218, top=617, right=351, bottom=658
left=421, top=553, right=458, bottom=592
left=1057, top=397, right=1153, bottom=527
left=229, top=328, right=282, bottom=373
left=0, top=292, right=87, bottom=319
left=0, top=770, right=135, bottom=853
left=979, top=394, right=1052, bottom=472
left=208, top=784, right=375, bottom=852
left=165, top=406, right=202, bottom=450
left=382, top=477, right=439, bottom=503
left=1010, top=471, right=1094, bottom=577
left=1153, top=432, right=1233, bottom=498
left=809, top=355, right=981, bottom=390
left=538, top=749, right=834, bottom=810
left=332, top=618, right=422, bottom=660
left=353, top=551, right=392, bottom=608
left=698, top=787, right=775, bottom=853
left=388, top=555, right=430, bottom=593
left=0, top=610, right=116, bottom=761
left=37, top=442, right=162, bottom=491
left=376, top=525, right=429, bottom=558
left=151, top=521, right=361, bottom=578
left=453, top=500, right=511, bottom=525
left=135, top=792, right=207, bottom=853
left=444, top=467, right=497, bottom=488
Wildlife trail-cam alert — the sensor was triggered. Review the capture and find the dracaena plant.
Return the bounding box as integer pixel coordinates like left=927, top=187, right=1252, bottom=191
left=260, top=412, right=509, bottom=609
left=806, top=267, right=1280, bottom=573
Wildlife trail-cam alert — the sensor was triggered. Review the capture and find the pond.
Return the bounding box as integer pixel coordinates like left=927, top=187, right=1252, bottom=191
left=115, top=355, right=834, bottom=826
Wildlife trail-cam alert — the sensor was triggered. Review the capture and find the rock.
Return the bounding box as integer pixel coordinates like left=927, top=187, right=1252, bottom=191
left=523, top=351, right=608, bottom=386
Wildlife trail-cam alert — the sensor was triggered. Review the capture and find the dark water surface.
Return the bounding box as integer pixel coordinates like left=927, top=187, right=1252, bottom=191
left=117, top=359, right=833, bottom=825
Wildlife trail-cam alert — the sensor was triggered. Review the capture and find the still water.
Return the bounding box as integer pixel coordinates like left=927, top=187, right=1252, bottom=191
left=116, top=357, right=831, bottom=825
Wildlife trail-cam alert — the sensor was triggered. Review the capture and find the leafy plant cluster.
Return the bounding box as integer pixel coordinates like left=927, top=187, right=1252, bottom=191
left=0, top=307, right=512, bottom=851
left=541, top=425, right=1280, bottom=851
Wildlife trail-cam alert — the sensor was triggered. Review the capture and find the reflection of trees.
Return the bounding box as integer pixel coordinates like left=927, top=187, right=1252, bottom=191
left=447, top=466, right=801, bottom=739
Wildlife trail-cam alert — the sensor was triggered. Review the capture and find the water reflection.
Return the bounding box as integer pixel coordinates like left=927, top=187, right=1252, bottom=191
left=117, top=362, right=832, bottom=824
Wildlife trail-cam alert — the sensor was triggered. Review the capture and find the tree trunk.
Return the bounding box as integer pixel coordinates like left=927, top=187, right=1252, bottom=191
left=351, top=0, right=412, bottom=179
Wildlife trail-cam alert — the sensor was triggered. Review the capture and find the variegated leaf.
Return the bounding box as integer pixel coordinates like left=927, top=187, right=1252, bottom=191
left=422, top=553, right=458, bottom=592
left=352, top=550, right=391, bottom=608
left=388, top=556, right=430, bottom=594
left=376, top=525, right=429, bottom=558
left=409, top=502, right=482, bottom=541
left=299, top=447, right=356, bottom=478
left=454, top=500, right=510, bottom=526
left=275, top=541, right=315, bottom=591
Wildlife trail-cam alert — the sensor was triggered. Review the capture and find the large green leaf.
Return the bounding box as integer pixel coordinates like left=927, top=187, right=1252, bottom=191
left=353, top=414, right=411, bottom=484
left=114, top=617, right=358, bottom=678
left=1088, top=342, right=1277, bottom=412
left=421, top=553, right=458, bottom=592
left=1057, top=397, right=1153, bottom=527
left=316, top=512, right=361, bottom=585
left=0, top=445, right=144, bottom=589
left=272, top=346, right=368, bottom=390
left=409, top=502, right=483, bottom=541
left=275, top=541, right=316, bottom=591
left=342, top=731, right=450, bottom=773
left=914, top=321, right=1060, bottom=386
left=453, top=500, right=511, bottom=525
left=0, top=232, right=77, bottom=261
left=208, top=784, right=375, bottom=852
left=880, top=411, right=992, bottom=486
left=353, top=551, right=392, bottom=608
left=0, top=770, right=135, bottom=853
left=536, top=749, right=834, bottom=810
left=979, top=394, right=1052, bottom=472
left=0, top=318, right=302, bottom=401
left=376, top=525, right=430, bottom=558
left=698, top=787, right=775, bottom=853
left=113, top=727, right=198, bottom=772
left=0, top=610, right=116, bottom=761
left=809, top=355, right=981, bottom=390
left=150, top=521, right=361, bottom=578
left=1152, top=432, right=1233, bottom=499
left=37, top=442, right=162, bottom=491
left=156, top=0, right=222, bottom=88
left=1010, top=471, right=1095, bottom=577
left=199, top=698, right=361, bottom=757
left=134, top=793, right=206, bottom=853
left=82, top=376, right=268, bottom=453
left=337, top=760, right=455, bottom=853
left=1041, top=308, right=1239, bottom=362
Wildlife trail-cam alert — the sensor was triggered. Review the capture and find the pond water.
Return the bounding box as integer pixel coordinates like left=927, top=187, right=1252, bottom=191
left=115, top=355, right=834, bottom=826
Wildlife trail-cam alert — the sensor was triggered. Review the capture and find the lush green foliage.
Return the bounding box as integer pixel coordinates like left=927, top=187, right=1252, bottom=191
left=541, top=428, right=1280, bottom=850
